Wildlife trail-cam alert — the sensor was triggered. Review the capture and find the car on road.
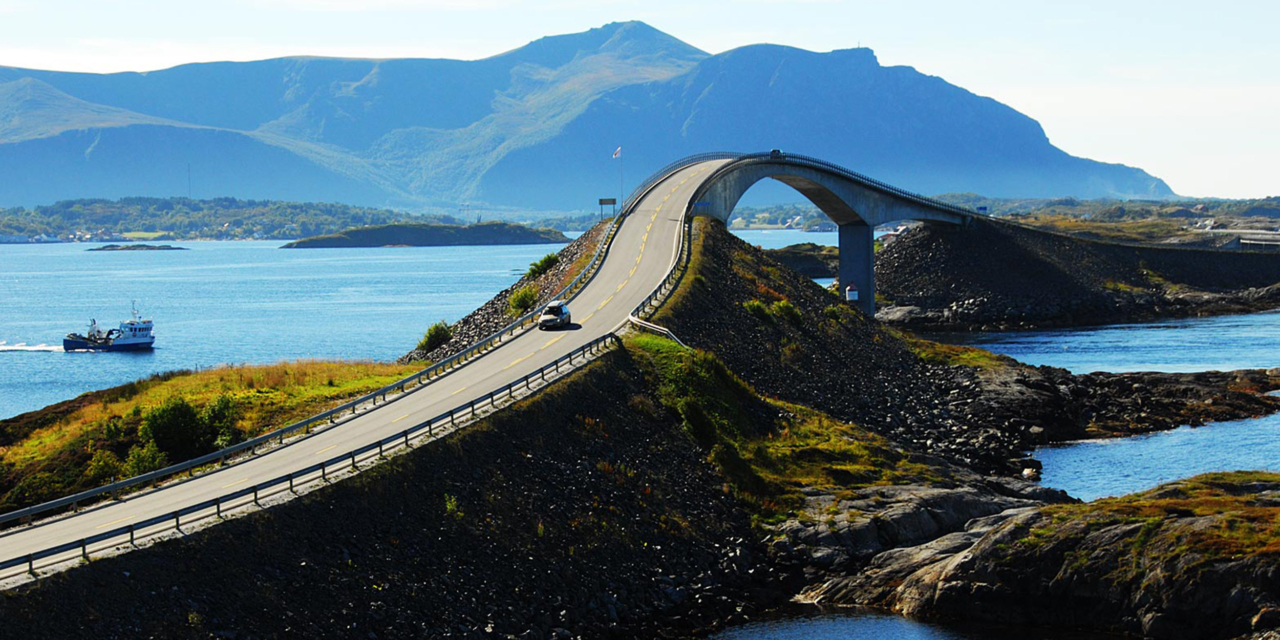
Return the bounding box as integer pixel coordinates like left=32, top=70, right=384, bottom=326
left=537, top=300, right=571, bottom=330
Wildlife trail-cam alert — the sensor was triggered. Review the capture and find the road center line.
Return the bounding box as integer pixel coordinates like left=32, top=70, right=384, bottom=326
left=220, top=478, right=248, bottom=489
left=504, top=354, right=532, bottom=370
left=542, top=335, right=565, bottom=349
left=598, top=295, right=614, bottom=309
left=450, top=386, right=467, bottom=396
left=95, top=515, right=133, bottom=530
left=314, top=445, right=337, bottom=456
left=391, top=413, right=410, bottom=423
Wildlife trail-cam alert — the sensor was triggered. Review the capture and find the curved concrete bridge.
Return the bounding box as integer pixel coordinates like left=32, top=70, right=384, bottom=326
left=677, top=151, right=975, bottom=314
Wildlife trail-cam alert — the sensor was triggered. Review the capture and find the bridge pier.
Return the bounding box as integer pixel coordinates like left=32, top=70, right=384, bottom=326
left=838, top=223, right=875, bottom=316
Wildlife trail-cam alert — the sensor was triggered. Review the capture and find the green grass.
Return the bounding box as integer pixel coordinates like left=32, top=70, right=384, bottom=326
left=1029, top=472, right=1280, bottom=566
left=626, top=334, right=952, bottom=520
left=0, top=360, right=422, bottom=512
left=891, top=329, right=1013, bottom=371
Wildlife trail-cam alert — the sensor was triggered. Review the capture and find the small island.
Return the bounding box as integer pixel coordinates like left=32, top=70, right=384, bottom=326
left=281, top=222, right=568, bottom=249
left=86, top=244, right=188, bottom=252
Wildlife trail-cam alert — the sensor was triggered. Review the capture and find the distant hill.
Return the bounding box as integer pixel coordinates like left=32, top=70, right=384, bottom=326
left=0, top=196, right=433, bottom=240
left=0, top=21, right=1173, bottom=209
left=280, top=222, right=567, bottom=248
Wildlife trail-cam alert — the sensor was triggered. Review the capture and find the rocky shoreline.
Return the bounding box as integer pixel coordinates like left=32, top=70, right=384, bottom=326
left=874, top=218, right=1280, bottom=331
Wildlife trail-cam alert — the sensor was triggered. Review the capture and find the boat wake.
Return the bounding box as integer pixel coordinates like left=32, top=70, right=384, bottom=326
left=0, top=341, right=64, bottom=353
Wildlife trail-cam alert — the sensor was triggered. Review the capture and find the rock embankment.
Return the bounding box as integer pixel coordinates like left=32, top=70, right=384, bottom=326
left=398, top=220, right=607, bottom=364
left=657, top=220, right=1280, bottom=476
left=876, top=217, right=1280, bottom=330
left=0, top=352, right=796, bottom=639
left=811, top=472, right=1280, bottom=640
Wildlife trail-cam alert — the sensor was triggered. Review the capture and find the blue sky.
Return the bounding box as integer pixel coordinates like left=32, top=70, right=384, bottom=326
left=2, top=0, right=1276, bottom=199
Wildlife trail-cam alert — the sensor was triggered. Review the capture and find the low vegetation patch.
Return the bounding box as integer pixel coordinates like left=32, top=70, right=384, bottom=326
left=1012, top=472, right=1280, bottom=578
left=0, top=360, right=420, bottom=513
left=417, top=321, right=452, bottom=353
left=892, top=329, right=1013, bottom=371
left=525, top=253, right=560, bottom=280
left=626, top=334, right=950, bottom=521
left=508, top=285, right=539, bottom=316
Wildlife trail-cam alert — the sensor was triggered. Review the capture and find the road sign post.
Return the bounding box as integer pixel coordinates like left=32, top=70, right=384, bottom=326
left=598, top=198, right=617, bottom=222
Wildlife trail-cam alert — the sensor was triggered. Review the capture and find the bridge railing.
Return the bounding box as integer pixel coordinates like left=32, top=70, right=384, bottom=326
left=0, top=211, right=629, bottom=531
left=0, top=332, right=624, bottom=580
left=727, top=151, right=981, bottom=218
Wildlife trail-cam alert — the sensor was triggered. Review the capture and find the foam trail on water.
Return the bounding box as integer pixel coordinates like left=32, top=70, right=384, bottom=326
left=0, top=341, right=64, bottom=352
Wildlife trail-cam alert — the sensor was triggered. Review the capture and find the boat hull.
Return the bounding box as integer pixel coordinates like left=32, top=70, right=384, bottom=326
left=63, top=338, right=154, bottom=352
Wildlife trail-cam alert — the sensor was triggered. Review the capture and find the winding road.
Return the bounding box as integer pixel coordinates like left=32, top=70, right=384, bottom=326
left=0, top=159, right=733, bottom=579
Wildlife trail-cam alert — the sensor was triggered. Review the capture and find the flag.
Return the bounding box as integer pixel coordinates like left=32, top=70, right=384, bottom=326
left=612, top=146, right=622, bottom=159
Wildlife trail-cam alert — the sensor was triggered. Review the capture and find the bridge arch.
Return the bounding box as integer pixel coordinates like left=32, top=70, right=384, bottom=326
left=678, top=152, right=976, bottom=315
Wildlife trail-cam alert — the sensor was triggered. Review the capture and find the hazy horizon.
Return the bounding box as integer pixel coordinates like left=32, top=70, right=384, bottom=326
left=2, top=1, right=1276, bottom=200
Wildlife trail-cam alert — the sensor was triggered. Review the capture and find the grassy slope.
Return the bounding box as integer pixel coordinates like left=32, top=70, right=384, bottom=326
left=0, top=361, right=419, bottom=513
left=627, top=334, right=955, bottom=521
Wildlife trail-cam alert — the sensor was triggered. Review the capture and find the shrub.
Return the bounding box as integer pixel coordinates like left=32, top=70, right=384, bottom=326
left=83, top=449, right=123, bottom=484
left=123, top=441, right=169, bottom=477
left=742, top=299, right=771, bottom=322
left=769, top=299, right=802, bottom=325
left=202, top=394, right=243, bottom=449
left=417, top=321, right=452, bottom=353
left=140, top=397, right=212, bottom=460
left=526, top=253, right=560, bottom=279
left=508, top=285, right=539, bottom=316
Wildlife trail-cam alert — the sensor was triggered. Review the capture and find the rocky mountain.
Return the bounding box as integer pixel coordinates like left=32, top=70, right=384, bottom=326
left=0, top=21, right=1173, bottom=210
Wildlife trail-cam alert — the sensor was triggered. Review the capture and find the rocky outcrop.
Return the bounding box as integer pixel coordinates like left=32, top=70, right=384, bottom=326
left=876, top=217, right=1280, bottom=331
left=281, top=222, right=567, bottom=249
left=817, top=473, right=1280, bottom=640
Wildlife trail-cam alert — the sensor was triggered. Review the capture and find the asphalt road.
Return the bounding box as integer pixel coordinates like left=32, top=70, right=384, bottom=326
left=0, top=159, right=731, bottom=575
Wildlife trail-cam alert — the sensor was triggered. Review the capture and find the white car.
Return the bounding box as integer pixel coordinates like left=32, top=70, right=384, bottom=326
left=537, top=300, right=571, bottom=330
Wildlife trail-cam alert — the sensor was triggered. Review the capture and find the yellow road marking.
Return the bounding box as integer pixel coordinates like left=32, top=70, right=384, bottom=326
left=629, top=265, right=637, bottom=277
left=616, top=280, right=627, bottom=292
left=504, top=354, right=532, bottom=370
left=656, top=204, right=663, bottom=212
left=542, top=335, right=565, bottom=349
left=581, top=311, right=595, bottom=323
left=598, top=295, right=614, bottom=310
left=450, top=386, right=468, bottom=396
left=96, top=515, right=133, bottom=530
left=392, top=413, right=410, bottom=423
left=315, top=445, right=337, bottom=456
left=221, top=478, right=248, bottom=489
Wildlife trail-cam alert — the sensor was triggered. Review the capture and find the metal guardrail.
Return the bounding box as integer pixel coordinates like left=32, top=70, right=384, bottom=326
left=697, top=151, right=981, bottom=220
left=0, top=333, right=623, bottom=579
left=0, top=211, right=629, bottom=530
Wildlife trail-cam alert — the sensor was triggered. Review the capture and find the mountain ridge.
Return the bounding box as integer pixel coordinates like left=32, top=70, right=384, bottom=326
left=0, top=21, right=1174, bottom=209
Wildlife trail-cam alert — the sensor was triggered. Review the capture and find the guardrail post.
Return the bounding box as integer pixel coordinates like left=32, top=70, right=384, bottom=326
left=321, top=464, right=327, bottom=482
left=129, top=524, right=135, bottom=545
left=350, top=452, right=357, bottom=470
left=174, top=511, right=180, bottom=530
left=216, top=497, right=222, bottom=518
left=378, top=441, right=384, bottom=457
left=27, top=553, right=33, bottom=574
left=253, top=486, right=260, bottom=506
left=80, top=539, right=87, bottom=561
left=289, top=473, right=295, bottom=493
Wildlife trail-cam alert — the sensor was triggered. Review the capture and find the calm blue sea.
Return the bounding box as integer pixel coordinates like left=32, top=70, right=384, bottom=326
left=0, top=239, right=572, bottom=420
